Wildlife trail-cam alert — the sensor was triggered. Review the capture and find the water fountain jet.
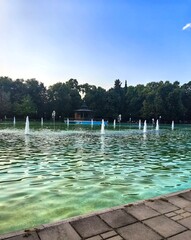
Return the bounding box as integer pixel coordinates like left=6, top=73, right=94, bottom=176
left=101, top=119, right=105, bottom=135
left=52, top=111, right=56, bottom=129
left=67, top=118, right=69, bottom=127
left=113, top=119, right=116, bottom=129
left=41, top=117, right=43, bottom=127
left=172, top=120, right=174, bottom=130
left=156, top=119, right=159, bottom=131
left=139, top=119, right=141, bottom=130
left=143, top=120, right=147, bottom=133
left=91, top=119, right=94, bottom=128
left=13, top=117, right=16, bottom=126
left=25, top=116, right=30, bottom=135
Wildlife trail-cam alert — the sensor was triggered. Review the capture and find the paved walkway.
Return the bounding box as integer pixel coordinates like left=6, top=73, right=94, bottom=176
left=1, top=189, right=191, bottom=240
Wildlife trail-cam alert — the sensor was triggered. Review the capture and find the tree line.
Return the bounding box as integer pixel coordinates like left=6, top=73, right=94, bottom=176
left=0, top=76, right=191, bottom=123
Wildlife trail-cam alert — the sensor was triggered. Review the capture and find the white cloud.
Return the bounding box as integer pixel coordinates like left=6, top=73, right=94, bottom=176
left=182, top=23, right=191, bottom=30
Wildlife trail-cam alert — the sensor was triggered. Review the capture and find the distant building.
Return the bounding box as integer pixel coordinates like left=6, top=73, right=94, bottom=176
left=74, top=102, right=93, bottom=120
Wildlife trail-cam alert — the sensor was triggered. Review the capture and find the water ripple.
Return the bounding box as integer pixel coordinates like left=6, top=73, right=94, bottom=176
left=0, top=127, right=191, bottom=233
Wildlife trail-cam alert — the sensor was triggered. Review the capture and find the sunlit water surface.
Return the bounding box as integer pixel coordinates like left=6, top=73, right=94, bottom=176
left=0, top=123, right=191, bottom=234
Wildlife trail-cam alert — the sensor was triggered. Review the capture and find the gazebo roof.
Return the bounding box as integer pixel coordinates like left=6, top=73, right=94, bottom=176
left=75, top=102, right=93, bottom=112
left=75, top=109, right=92, bottom=112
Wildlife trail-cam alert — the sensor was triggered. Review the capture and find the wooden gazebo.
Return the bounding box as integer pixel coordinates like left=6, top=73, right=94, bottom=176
left=74, top=102, right=93, bottom=120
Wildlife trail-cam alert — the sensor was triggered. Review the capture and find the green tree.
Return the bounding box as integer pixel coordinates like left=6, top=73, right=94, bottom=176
left=25, top=79, right=47, bottom=118
left=105, top=80, right=124, bottom=120
left=66, top=79, right=81, bottom=116
left=181, top=81, right=191, bottom=122
left=84, top=86, right=107, bottom=118
left=47, top=82, right=72, bottom=118
left=14, top=95, right=37, bottom=117
left=125, top=84, right=145, bottom=121
left=0, top=77, right=14, bottom=118
left=0, top=90, right=11, bottom=119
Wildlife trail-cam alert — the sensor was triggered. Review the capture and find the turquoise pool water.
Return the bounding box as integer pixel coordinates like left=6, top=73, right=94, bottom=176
left=0, top=123, right=191, bottom=234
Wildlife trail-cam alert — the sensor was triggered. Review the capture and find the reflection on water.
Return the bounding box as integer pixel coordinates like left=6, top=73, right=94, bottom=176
left=100, top=135, right=105, bottom=152
left=0, top=125, right=191, bottom=234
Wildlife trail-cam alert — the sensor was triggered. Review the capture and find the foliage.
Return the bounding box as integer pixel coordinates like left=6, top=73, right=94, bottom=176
left=0, top=76, right=190, bottom=123
left=13, top=95, right=37, bottom=117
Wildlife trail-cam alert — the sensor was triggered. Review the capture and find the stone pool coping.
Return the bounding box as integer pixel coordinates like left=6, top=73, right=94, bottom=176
left=1, top=188, right=191, bottom=239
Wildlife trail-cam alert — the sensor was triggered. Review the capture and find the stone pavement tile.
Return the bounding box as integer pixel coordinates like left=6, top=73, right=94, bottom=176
left=145, top=199, right=178, bottom=214
left=178, top=216, right=191, bottom=229
left=71, top=215, right=111, bottom=239
left=174, top=209, right=185, bottom=214
left=0, top=229, right=44, bottom=240
left=165, top=212, right=177, bottom=218
left=117, top=222, right=162, bottom=240
left=125, top=203, right=160, bottom=220
left=37, top=222, right=81, bottom=240
left=100, top=209, right=137, bottom=228
left=106, top=236, right=123, bottom=240
left=101, top=230, right=117, bottom=239
left=185, top=206, right=191, bottom=212
left=3, top=232, right=40, bottom=240
left=167, top=230, right=191, bottom=240
left=167, top=195, right=191, bottom=208
left=180, top=191, right=191, bottom=201
left=0, top=231, right=25, bottom=240
left=144, top=215, right=186, bottom=238
left=86, top=236, right=102, bottom=240
left=181, top=212, right=191, bottom=218
left=171, top=215, right=183, bottom=221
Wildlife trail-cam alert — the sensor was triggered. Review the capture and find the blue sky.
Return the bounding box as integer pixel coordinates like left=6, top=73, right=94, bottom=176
left=0, top=0, right=191, bottom=89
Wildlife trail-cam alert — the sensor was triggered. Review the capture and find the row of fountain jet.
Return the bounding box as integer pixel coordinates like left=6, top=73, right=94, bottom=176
left=141, top=119, right=175, bottom=132
left=18, top=117, right=175, bottom=135
left=101, top=119, right=175, bottom=135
